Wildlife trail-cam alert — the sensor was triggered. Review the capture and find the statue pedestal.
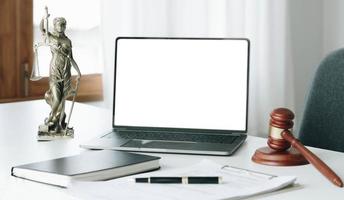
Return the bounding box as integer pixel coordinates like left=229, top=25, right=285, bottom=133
left=37, top=124, right=74, bottom=141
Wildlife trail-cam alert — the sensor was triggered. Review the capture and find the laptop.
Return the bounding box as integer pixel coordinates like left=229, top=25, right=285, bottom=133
left=81, top=37, right=250, bottom=155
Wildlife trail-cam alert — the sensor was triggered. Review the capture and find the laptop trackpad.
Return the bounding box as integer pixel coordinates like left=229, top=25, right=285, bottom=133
left=121, top=139, right=227, bottom=151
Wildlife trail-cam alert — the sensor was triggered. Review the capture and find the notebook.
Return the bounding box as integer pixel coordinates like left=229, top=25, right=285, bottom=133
left=11, top=150, right=160, bottom=187
left=69, top=159, right=297, bottom=200
left=81, top=37, right=249, bottom=156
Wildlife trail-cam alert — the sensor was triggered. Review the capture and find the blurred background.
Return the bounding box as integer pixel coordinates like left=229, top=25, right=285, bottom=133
left=1, top=0, right=343, bottom=137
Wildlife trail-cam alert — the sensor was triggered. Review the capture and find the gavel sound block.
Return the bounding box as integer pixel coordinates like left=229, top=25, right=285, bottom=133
left=252, top=108, right=308, bottom=166
left=252, top=108, right=343, bottom=187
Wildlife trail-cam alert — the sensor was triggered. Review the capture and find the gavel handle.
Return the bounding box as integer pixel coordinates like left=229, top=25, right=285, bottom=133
left=282, top=130, right=343, bottom=187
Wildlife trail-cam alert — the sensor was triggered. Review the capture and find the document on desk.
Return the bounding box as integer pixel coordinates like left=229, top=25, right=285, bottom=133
left=68, top=159, right=296, bottom=200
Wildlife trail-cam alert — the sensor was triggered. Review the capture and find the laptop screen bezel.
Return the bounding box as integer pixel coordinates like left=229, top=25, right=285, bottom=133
left=112, top=37, right=250, bottom=134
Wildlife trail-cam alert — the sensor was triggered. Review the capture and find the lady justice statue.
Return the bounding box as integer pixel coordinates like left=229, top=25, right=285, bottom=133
left=31, top=7, right=81, bottom=141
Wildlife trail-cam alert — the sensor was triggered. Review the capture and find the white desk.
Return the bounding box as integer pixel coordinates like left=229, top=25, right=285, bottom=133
left=0, top=100, right=343, bottom=200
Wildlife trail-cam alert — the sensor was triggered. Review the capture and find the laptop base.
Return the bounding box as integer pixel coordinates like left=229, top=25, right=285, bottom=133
left=81, top=131, right=247, bottom=156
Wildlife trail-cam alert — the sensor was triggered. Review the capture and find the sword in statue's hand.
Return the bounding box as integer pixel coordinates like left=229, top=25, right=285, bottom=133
left=44, top=6, right=50, bottom=44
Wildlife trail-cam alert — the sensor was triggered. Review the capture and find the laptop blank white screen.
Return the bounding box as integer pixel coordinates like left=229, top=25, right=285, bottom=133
left=114, top=38, right=249, bottom=131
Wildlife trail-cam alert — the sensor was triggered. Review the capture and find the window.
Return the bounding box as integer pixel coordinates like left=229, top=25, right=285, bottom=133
left=0, top=0, right=103, bottom=103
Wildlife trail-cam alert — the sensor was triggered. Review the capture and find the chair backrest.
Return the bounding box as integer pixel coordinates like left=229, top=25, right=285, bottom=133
left=299, top=48, right=344, bottom=152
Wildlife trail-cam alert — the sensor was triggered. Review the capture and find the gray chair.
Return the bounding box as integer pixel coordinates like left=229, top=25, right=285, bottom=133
left=299, top=48, right=344, bottom=152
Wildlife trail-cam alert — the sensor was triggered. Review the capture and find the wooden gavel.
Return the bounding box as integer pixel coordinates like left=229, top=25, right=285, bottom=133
left=252, top=108, right=343, bottom=187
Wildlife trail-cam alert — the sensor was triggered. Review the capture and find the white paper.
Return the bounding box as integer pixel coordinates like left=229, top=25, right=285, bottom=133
left=68, top=160, right=296, bottom=200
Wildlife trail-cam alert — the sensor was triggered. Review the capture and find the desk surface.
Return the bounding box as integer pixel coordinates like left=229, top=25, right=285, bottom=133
left=0, top=100, right=343, bottom=200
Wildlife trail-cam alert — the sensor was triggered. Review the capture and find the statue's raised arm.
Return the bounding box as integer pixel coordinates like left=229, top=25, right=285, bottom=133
left=39, top=6, right=51, bottom=43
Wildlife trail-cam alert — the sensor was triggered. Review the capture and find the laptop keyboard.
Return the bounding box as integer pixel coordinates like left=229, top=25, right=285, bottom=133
left=104, top=130, right=239, bottom=144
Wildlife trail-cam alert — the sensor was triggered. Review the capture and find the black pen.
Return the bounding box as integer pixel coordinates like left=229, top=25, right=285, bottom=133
left=135, top=176, right=222, bottom=184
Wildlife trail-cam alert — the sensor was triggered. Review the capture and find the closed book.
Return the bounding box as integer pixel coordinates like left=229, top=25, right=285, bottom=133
left=11, top=150, right=160, bottom=187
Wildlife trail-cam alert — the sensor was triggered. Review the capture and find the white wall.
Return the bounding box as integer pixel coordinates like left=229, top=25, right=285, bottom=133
left=288, top=0, right=324, bottom=135
left=323, top=0, right=344, bottom=55
left=100, top=0, right=220, bottom=110
left=96, top=0, right=341, bottom=137
left=101, top=0, right=164, bottom=109
left=290, top=0, right=344, bottom=135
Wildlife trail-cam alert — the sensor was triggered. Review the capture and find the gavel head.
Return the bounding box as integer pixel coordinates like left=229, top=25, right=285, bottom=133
left=267, top=108, right=295, bottom=151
